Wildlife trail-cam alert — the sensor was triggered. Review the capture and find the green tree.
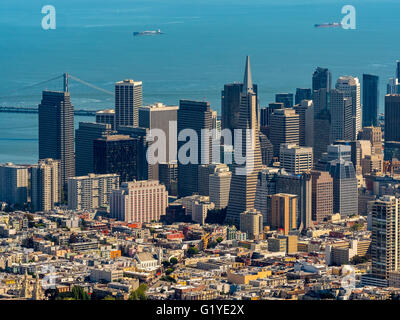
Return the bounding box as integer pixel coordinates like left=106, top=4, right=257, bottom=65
left=129, top=284, right=147, bottom=300
left=169, top=257, right=178, bottom=265
left=187, top=247, right=199, bottom=256
left=103, top=295, right=116, bottom=300
left=71, top=286, right=90, bottom=300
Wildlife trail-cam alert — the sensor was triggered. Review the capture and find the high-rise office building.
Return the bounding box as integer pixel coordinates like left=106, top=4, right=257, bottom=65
left=138, top=102, right=178, bottom=180
left=279, top=143, right=313, bottom=174
left=177, top=100, right=213, bottom=197
left=327, top=159, right=358, bottom=217
left=0, top=163, right=29, bottom=205
left=96, top=109, right=116, bottom=130
left=295, top=88, right=312, bottom=105
left=358, top=126, right=383, bottom=155
left=115, top=79, right=143, bottom=128
left=385, top=94, right=400, bottom=142
left=294, top=100, right=314, bottom=147
left=275, top=93, right=294, bottom=108
left=240, top=208, right=263, bottom=240
left=221, top=83, right=258, bottom=135
left=269, top=108, right=299, bottom=156
left=371, top=195, right=400, bottom=280
left=209, top=164, right=232, bottom=209
left=93, top=135, right=138, bottom=182
left=312, top=67, right=331, bottom=92
left=259, top=132, right=274, bottom=166
left=110, top=180, right=168, bottom=223
left=276, top=171, right=313, bottom=231
left=38, top=90, right=74, bottom=192
left=226, top=56, right=262, bottom=226
left=30, top=158, right=60, bottom=212
left=330, top=89, right=353, bottom=141
left=255, top=167, right=279, bottom=224
left=336, top=76, right=361, bottom=140
left=260, top=102, right=284, bottom=127
left=68, top=173, right=119, bottom=211
left=362, top=74, right=379, bottom=127
left=313, top=88, right=331, bottom=163
left=75, top=122, right=113, bottom=176
left=158, top=162, right=178, bottom=196
left=268, top=193, right=298, bottom=235
left=310, top=170, right=333, bottom=223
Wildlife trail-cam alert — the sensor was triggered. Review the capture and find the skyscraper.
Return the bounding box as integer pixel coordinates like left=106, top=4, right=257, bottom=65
left=311, top=170, right=333, bottom=223
left=96, top=109, right=116, bottom=130
left=327, top=159, right=358, bottom=217
left=38, top=90, right=74, bottom=192
left=275, top=93, right=294, bottom=108
left=177, top=100, right=213, bottom=197
left=329, top=89, right=353, bottom=141
left=312, top=67, right=331, bottom=92
left=336, top=76, right=361, bottom=140
left=294, top=99, right=314, bottom=147
left=384, top=94, right=400, bottom=142
left=295, top=88, right=312, bottom=105
left=221, top=83, right=258, bottom=137
left=240, top=208, right=263, bottom=240
left=279, top=143, right=313, bottom=174
left=0, top=163, right=29, bottom=205
left=115, top=79, right=143, bottom=128
left=226, top=56, right=262, bottom=226
left=93, top=135, right=138, bottom=182
left=313, top=88, right=331, bottom=163
left=362, top=74, right=379, bottom=127
left=260, top=102, right=284, bottom=127
left=209, top=164, right=232, bottom=209
left=269, top=108, right=299, bottom=156
left=371, top=196, right=400, bottom=281
left=75, top=122, right=113, bottom=176
left=138, top=102, right=178, bottom=180
left=30, top=158, right=60, bottom=212
left=268, top=193, right=298, bottom=235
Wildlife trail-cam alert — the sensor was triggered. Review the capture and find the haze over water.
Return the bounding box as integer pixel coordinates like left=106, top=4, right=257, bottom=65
left=0, top=0, right=399, bottom=163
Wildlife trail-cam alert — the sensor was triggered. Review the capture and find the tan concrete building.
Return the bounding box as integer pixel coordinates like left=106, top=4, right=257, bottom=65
left=209, top=165, right=232, bottom=209
left=110, top=180, right=168, bottom=223
left=268, top=193, right=297, bottom=235
left=279, top=143, right=313, bottom=174
left=68, top=173, right=120, bottom=210
left=311, top=170, right=333, bottom=223
left=0, top=163, right=29, bottom=205
left=240, top=208, right=263, bottom=240
left=30, top=158, right=60, bottom=212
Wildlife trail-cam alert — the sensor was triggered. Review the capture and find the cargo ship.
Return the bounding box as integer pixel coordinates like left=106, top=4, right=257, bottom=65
left=314, top=22, right=342, bottom=28
left=133, top=29, right=164, bottom=36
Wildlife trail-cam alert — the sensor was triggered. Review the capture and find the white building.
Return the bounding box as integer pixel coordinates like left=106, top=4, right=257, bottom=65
left=110, top=180, right=168, bottom=223
left=68, top=173, right=120, bottom=210
left=209, top=164, right=232, bottom=209
left=336, top=76, right=361, bottom=140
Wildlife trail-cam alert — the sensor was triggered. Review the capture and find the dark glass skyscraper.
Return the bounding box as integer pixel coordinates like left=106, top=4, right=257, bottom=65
left=75, top=122, right=113, bottom=176
left=275, top=93, right=294, bottom=108
left=177, top=100, right=213, bottom=197
left=312, top=67, right=332, bottom=92
left=362, top=74, right=379, bottom=127
left=38, top=90, right=75, bottom=192
left=295, top=88, right=312, bottom=105
left=93, top=135, right=138, bottom=182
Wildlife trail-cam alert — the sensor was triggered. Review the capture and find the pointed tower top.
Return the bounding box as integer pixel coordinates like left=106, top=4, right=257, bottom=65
left=243, top=56, right=253, bottom=93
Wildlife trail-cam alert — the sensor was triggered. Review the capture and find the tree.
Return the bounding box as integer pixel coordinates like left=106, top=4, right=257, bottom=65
left=103, top=295, right=116, bottom=300
left=169, top=257, right=178, bottom=265
left=187, top=247, right=199, bottom=256
left=129, top=284, right=147, bottom=300
left=165, top=268, right=174, bottom=275
left=71, top=286, right=90, bottom=300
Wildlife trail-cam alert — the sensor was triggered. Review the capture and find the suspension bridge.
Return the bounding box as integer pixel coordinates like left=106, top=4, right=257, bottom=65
left=0, top=73, right=114, bottom=116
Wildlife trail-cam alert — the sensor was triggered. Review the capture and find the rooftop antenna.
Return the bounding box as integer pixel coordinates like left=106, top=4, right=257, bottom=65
left=63, top=73, right=69, bottom=92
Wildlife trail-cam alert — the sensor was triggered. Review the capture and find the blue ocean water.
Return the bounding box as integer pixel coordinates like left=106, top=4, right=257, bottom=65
left=0, top=0, right=399, bottom=163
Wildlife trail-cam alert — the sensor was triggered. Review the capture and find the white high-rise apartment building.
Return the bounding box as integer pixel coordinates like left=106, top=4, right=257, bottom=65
left=30, top=158, right=60, bottom=212
left=279, top=143, right=313, bottom=174
left=110, top=180, right=168, bottom=223
left=336, top=76, right=361, bottom=140
left=115, top=79, right=143, bottom=128
left=0, top=163, right=29, bottom=205
left=68, top=173, right=120, bottom=210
